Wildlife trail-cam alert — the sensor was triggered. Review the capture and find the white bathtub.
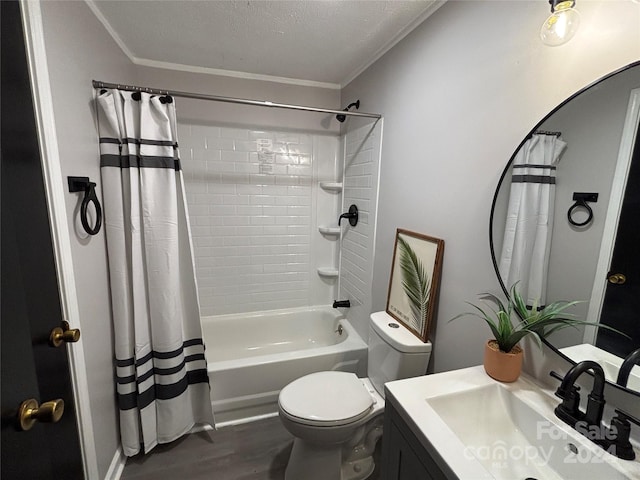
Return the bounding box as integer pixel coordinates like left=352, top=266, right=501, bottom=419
left=201, top=305, right=368, bottom=427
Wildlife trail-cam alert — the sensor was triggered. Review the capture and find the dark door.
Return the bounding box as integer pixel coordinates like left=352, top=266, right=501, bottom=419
left=596, top=117, right=640, bottom=358
left=1, top=1, right=84, bottom=478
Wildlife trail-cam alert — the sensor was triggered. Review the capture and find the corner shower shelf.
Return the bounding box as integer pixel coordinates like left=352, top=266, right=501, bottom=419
left=318, top=226, right=341, bottom=236
left=317, top=268, right=339, bottom=278
left=319, top=182, right=343, bottom=192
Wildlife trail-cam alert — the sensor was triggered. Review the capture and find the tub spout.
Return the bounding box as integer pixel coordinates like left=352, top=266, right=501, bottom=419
left=333, top=300, right=350, bottom=308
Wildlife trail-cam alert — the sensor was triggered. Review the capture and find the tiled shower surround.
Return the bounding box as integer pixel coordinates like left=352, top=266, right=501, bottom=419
left=177, top=123, right=341, bottom=316
left=176, top=120, right=381, bottom=328
left=340, top=121, right=382, bottom=340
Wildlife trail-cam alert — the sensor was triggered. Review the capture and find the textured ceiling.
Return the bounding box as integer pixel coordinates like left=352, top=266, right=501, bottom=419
left=88, top=0, right=441, bottom=87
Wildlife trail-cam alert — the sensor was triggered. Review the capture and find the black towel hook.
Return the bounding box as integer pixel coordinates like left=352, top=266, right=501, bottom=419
left=567, top=192, right=598, bottom=227
left=68, top=176, right=102, bottom=235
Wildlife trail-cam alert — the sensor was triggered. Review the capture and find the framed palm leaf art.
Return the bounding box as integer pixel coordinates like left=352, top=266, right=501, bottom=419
left=386, top=229, right=444, bottom=342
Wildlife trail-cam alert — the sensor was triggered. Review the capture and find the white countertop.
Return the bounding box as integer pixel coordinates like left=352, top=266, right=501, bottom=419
left=385, top=366, right=640, bottom=480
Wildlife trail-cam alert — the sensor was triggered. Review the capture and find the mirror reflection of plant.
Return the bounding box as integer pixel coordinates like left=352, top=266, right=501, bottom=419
left=398, top=236, right=430, bottom=333
left=451, top=284, right=624, bottom=354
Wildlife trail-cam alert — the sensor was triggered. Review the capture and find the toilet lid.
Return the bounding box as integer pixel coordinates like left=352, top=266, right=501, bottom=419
left=279, top=371, right=373, bottom=426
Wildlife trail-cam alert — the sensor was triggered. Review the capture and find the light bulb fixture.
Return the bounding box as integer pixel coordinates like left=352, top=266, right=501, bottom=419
left=540, top=0, right=581, bottom=47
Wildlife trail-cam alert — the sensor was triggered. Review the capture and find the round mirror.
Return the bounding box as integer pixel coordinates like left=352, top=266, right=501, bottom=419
left=490, top=61, right=640, bottom=396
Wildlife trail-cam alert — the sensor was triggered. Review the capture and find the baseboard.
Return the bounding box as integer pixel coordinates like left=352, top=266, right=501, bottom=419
left=104, top=447, right=126, bottom=480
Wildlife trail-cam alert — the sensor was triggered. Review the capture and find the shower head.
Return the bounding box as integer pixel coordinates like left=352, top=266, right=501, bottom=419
left=336, top=100, right=360, bottom=123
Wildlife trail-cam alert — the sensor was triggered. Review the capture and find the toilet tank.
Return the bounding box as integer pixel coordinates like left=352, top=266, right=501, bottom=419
left=367, top=311, right=432, bottom=397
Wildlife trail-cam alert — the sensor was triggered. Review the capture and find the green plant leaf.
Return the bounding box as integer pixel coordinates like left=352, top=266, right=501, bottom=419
left=449, top=283, right=624, bottom=354
left=398, top=236, right=431, bottom=332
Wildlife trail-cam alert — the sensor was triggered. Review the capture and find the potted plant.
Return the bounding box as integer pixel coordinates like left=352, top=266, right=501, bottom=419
left=452, top=285, right=586, bottom=382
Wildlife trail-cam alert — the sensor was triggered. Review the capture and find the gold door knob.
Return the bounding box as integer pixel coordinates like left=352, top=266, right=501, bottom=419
left=49, top=321, right=80, bottom=347
left=607, top=273, right=627, bottom=285
left=17, top=398, right=64, bottom=431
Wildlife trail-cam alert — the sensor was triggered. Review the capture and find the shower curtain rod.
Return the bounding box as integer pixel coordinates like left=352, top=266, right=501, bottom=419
left=92, top=80, right=382, bottom=119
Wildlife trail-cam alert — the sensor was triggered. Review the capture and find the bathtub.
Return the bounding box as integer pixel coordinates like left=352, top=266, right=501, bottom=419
left=201, top=305, right=368, bottom=427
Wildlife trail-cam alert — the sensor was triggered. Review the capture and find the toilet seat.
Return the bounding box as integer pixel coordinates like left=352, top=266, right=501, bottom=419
left=278, top=371, right=373, bottom=427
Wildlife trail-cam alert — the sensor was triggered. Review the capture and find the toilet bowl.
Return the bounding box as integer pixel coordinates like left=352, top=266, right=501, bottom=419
left=278, top=311, right=432, bottom=480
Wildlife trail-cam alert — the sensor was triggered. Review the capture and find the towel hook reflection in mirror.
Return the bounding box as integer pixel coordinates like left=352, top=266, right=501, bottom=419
left=567, top=192, right=598, bottom=227
left=68, top=176, right=102, bottom=235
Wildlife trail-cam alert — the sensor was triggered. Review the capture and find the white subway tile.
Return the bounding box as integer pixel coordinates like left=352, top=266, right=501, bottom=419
left=209, top=184, right=236, bottom=194
left=235, top=163, right=259, bottom=174
left=298, top=154, right=311, bottom=165
left=250, top=216, right=275, bottom=225
left=223, top=216, right=250, bottom=226
left=275, top=133, right=300, bottom=143
left=287, top=205, right=311, bottom=216
left=276, top=154, right=298, bottom=165
left=236, top=185, right=264, bottom=195
left=236, top=205, right=263, bottom=215
left=236, top=226, right=264, bottom=236
left=263, top=185, right=289, bottom=196
left=204, top=149, right=222, bottom=162
left=220, top=127, right=249, bottom=139
left=287, top=165, right=312, bottom=176
left=223, top=194, right=249, bottom=205
left=223, top=236, right=251, bottom=246
left=249, top=195, right=276, bottom=206
left=206, top=137, right=234, bottom=151
left=234, top=140, right=259, bottom=152
left=261, top=226, right=288, bottom=236
left=221, top=151, right=249, bottom=163
left=262, top=206, right=288, bottom=216
left=182, top=123, right=355, bottom=314
left=249, top=131, right=274, bottom=141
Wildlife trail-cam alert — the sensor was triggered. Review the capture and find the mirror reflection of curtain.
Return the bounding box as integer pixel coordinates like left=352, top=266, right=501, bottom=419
left=499, top=133, right=567, bottom=306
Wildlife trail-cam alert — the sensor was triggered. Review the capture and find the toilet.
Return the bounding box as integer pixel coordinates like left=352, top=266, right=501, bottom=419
left=278, top=311, right=432, bottom=480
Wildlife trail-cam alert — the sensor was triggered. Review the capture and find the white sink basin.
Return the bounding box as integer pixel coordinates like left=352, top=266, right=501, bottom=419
left=427, top=383, right=631, bottom=480
left=385, top=366, right=640, bottom=480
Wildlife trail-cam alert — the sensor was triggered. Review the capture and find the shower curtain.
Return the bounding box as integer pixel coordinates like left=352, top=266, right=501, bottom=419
left=96, top=89, right=214, bottom=456
left=499, top=133, right=567, bottom=307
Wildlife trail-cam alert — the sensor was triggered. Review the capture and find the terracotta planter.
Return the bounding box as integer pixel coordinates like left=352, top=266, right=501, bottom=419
left=483, top=340, right=523, bottom=383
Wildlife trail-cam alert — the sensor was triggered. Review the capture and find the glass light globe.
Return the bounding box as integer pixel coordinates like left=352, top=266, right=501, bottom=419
left=540, top=1, right=581, bottom=47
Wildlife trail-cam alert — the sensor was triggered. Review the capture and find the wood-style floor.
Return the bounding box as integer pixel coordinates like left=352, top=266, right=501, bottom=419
left=120, top=416, right=293, bottom=480
left=120, top=415, right=382, bottom=480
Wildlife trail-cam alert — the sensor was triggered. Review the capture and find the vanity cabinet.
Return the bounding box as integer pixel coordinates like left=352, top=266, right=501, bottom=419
left=382, top=394, right=456, bottom=480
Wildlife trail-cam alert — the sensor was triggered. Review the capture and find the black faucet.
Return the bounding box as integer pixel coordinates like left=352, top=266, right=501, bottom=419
left=604, top=409, right=640, bottom=460
left=551, top=360, right=640, bottom=460
left=333, top=299, right=350, bottom=308
left=552, top=360, right=606, bottom=431
left=616, top=347, right=640, bottom=388
left=338, top=204, right=358, bottom=227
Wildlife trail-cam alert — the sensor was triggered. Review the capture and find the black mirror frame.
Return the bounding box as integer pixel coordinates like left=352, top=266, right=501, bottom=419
left=489, top=59, right=640, bottom=399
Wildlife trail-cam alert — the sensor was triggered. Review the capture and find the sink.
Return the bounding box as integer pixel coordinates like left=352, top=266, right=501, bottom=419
left=427, top=383, right=631, bottom=480
left=385, top=366, right=639, bottom=480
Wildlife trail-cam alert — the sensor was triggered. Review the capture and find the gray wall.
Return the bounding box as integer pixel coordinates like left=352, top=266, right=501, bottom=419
left=40, top=1, right=136, bottom=477
left=342, top=0, right=640, bottom=374
left=37, top=0, right=640, bottom=475
left=39, top=3, right=341, bottom=477
left=135, top=66, right=340, bottom=134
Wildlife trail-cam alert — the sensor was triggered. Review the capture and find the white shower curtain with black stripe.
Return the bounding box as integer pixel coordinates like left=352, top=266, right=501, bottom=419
left=499, top=133, right=567, bottom=306
left=96, top=89, right=214, bottom=456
